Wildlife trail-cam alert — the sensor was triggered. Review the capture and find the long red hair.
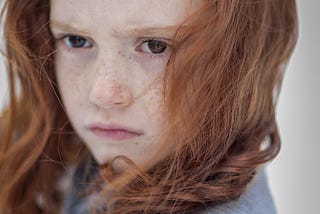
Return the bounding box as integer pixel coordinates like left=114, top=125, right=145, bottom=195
left=0, top=0, right=297, bottom=213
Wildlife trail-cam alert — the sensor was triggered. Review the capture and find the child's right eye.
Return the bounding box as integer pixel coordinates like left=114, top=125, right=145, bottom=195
left=60, top=35, right=92, bottom=48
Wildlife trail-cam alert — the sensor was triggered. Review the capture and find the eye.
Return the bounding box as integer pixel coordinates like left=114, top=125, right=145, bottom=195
left=63, top=35, right=92, bottom=48
left=139, top=39, right=170, bottom=54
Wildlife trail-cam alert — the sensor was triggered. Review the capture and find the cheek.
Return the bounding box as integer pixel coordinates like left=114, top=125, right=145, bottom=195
left=55, top=57, right=88, bottom=116
left=143, top=82, right=167, bottom=133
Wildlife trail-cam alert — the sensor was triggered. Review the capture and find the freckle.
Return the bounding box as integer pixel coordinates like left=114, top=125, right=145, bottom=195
left=118, top=50, right=121, bottom=55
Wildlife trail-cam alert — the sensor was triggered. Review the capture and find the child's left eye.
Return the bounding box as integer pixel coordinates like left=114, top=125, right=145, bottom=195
left=137, top=39, right=170, bottom=55
left=63, top=35, right=92, bottom=48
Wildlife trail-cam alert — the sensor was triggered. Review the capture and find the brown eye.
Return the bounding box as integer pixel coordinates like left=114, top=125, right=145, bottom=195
left=140, top=39, right=169, bottom=54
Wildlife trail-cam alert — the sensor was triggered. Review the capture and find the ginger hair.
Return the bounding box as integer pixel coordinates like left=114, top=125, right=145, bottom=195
left=0, top=0, right=297, bottom=213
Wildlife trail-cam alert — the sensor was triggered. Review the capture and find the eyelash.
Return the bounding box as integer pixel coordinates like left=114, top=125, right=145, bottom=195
left=54, top=34, right=93, bottom=49
left=54, top=34, right=171, bottom=57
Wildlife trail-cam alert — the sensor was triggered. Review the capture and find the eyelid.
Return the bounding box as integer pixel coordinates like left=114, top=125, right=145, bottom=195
left=138, top=37, right=172, bottom=45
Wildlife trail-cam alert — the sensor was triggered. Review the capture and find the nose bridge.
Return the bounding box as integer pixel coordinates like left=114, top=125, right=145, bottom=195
left=95, top=47, right=124, bottom=77
left=89, top=50, right=133, bottom=109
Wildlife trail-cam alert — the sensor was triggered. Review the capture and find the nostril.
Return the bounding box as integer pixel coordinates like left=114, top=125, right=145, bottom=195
left=113, top=91, right=134, bottom=107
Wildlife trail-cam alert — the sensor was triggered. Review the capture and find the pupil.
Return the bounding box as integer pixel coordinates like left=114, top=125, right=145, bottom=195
left=148, top=40, right=167, bottom=53
left=69, top=35, right=86, bottom=47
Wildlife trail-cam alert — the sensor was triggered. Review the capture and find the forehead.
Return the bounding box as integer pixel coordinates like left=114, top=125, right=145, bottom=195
left=50, top=0, right=201, bottom=34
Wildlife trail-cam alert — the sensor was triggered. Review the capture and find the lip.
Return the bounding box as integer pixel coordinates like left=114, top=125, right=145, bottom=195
left=87, top=123, right=143, bottom=140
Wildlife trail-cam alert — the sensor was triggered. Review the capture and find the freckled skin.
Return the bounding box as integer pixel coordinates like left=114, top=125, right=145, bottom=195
left=50, top=0, right=201, bottom=168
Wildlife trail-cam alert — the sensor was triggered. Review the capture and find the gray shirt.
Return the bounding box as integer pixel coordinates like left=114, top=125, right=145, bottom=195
left=63, top=158, right=276, bottom=214
left=202, top=170, right=277, bottom=214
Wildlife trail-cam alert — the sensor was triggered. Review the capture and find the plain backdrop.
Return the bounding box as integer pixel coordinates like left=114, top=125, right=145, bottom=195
left=267, top=1, right=320, bottom=213
left=0, top=1, right=319, bottom=213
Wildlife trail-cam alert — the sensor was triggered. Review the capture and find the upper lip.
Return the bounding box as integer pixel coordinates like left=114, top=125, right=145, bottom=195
left=87, top=122, right=143, bottom=135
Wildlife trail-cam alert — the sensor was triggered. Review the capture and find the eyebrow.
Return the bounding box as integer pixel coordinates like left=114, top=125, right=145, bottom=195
left=50, top=20, right=91, bottom=36
left=50, top=20, right=180, bottom=38
left=112, top=25, right=179, bottom=38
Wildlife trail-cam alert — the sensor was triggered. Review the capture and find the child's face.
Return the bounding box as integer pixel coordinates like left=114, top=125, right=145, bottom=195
left=50, top=0, right=200, bottom=166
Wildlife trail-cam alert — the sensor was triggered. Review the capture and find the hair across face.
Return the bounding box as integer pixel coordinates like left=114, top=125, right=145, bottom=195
left=0, top=0, right=297, bottom=213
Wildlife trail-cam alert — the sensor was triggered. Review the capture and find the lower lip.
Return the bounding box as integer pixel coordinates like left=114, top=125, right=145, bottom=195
left=90, top=128, right=141, bottom=140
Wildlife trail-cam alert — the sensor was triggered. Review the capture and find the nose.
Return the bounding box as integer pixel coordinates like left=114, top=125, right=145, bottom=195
left=89, top=76, right=134, bottom=109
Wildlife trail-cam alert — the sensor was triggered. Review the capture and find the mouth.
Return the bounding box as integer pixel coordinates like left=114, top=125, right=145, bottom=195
left=87, top=123, right=143, bottom=141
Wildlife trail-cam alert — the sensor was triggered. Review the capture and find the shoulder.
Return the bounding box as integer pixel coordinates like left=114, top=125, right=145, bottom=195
left=201, top=168, right=277, bottom=214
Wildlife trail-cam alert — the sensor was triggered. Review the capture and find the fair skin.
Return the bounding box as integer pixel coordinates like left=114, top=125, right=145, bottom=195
left=50, top=0, right=201, bottom=168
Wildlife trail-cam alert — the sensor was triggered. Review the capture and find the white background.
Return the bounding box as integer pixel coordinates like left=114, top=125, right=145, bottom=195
left=268, top=1, right=320, bottom=213
left=0, top=1, right=319, bottom=213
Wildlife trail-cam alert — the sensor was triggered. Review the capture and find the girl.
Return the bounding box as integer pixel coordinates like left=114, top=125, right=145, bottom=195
left=0, top=0, right=297, bottom=213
